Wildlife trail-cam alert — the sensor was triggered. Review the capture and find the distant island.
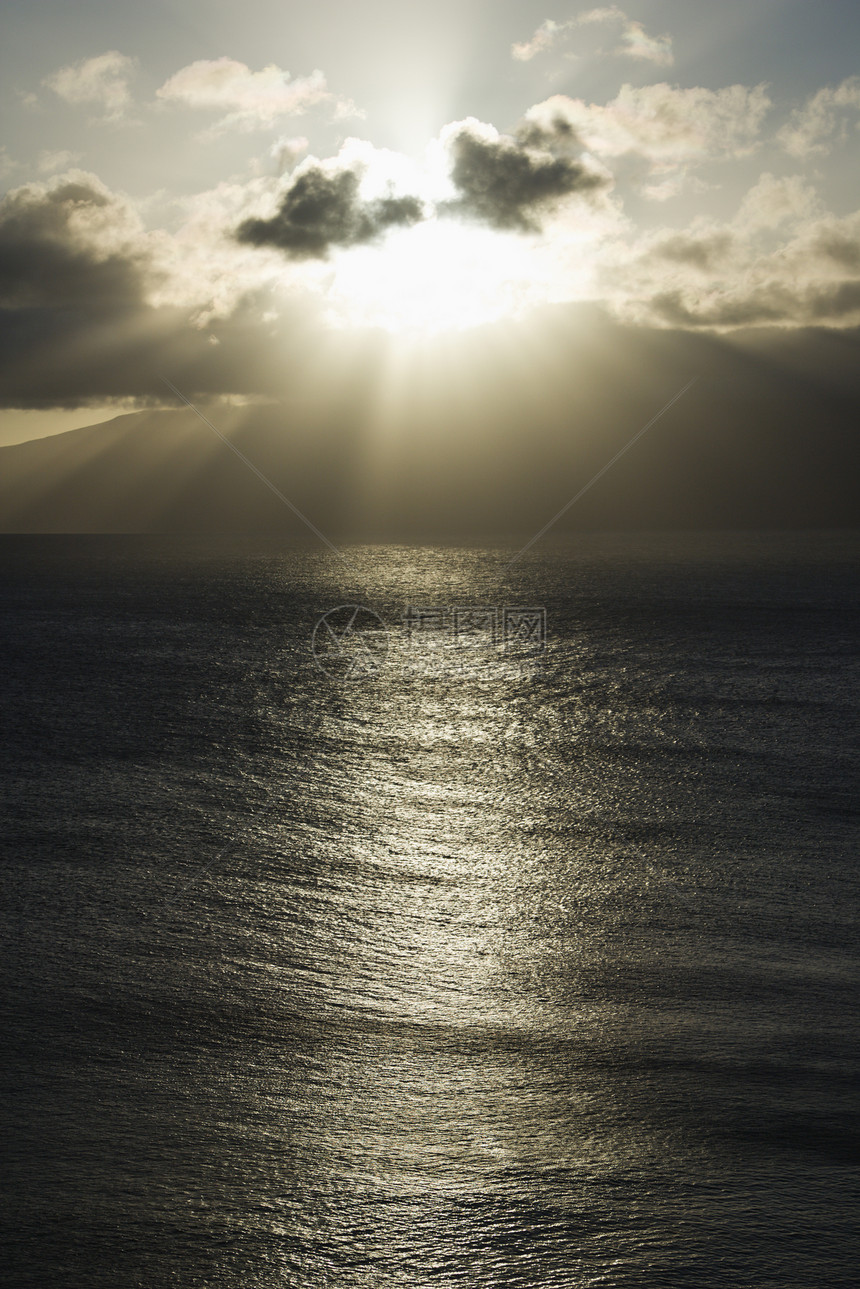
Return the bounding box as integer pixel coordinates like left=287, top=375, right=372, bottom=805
left=1, top=317, right=858, bottom=536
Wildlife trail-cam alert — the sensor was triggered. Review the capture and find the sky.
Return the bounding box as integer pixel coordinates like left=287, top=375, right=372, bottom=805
left=1, top=0, right=860, bottom=452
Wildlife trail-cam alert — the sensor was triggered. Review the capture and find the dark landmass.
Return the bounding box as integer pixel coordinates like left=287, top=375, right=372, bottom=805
left=1, top=311, right=858, bottom=536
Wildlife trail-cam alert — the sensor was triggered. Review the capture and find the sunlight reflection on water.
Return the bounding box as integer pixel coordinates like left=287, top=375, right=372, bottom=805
left=2, top=535, right=858, bottom=1287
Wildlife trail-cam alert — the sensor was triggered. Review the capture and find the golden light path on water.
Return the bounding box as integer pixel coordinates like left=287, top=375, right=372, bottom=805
left=252, top=546, right=684, bottom=1286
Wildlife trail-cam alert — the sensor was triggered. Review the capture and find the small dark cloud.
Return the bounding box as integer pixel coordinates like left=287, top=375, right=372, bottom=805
left=237, top=126, right=607, bottom=253
left=442, top=126, right=608, bottom=232
left=515, top=115, right=582, bottom=152
left=814, top=233, right=860, bottom=270
left=655, top=232, right=734, bottom=271
left=235, top=166, right=424, bottom=259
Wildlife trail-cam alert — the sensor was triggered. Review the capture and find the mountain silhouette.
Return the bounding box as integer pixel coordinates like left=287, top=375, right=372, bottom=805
left=1, top=316, right=857, bottom=536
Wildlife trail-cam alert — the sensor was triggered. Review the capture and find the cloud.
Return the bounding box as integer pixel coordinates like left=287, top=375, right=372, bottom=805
left=6, top=66, right=860, bottom=417
left=524, top=82, right=771, bottom=171
left=156, top=58, right=362, bottom=134
left=813, top=230, right=860, bottom=271
left=652, top=231, right=734, bottom=271
left=778, top=76, right=860, bottom=157
left=0, top=173, right=158, bottom=405
left=235, top=162, right=425, bottom=258
left=604, top=184, right=860, bottom=330
left=639, top=172, right=711, bottom=202
left=269, top=136, right=309, bottom=175
left=44, top=51, right=137, bottom=122
left=37, top=149, right=83, bottom=174
left=648, top=278, right=860, bottom=329
left=734, top=172, right=821, bottom=233
left=0, top=171, right=328, bottom=408
left=440, top=118, right=610, bottom=232
left=512, top=7, right=673, bottom=66
left=512, top=18, right=572, bottom=62
left=616, top=18, right=673, bottom=66
left=647, top=285, right=793, bottom=329
left=0, top=173, right=149, bottom=309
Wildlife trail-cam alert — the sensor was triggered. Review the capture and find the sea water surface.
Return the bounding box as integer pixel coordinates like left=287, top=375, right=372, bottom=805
left=1, top=532, right=859, bottom=1288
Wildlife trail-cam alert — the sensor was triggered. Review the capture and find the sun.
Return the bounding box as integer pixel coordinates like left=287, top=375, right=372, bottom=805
left=323, top=218, right=555, bottom=336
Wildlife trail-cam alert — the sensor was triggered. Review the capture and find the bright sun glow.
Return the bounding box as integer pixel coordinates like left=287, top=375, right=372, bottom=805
left=323, top=219, right=562, bottom=336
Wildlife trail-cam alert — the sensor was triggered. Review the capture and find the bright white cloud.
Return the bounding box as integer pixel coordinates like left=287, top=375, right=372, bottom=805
left=734, top=172, right=822, bottom=233
left=156, top=58, right=363, bottom=135
left=157, top=151, right=860, bottom=333
left=169, top=109, right=855, bottom=334
left=639, top=172, right=712, bottom=202
left=269, top=136, right=310, bottom=173
left=617, top=19, right=673, bottom=66
left=777, top=76, right=860, bottom=157
left=7, top=64, right=860, bottom=343
left=525, top=82, right=771, bottom=170
left=512, top=7, right=673, bottom=66
left=44, top=51, right=137, bottom=121
left=512, top=18, right=572, bottom=62
left=144, top=175, right=299, bottom=321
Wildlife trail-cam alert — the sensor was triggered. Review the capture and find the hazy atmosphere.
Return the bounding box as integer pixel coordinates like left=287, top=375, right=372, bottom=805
left=2, top=6, right=858, bottom=1289
left=1, top=0, right=859, bottom=533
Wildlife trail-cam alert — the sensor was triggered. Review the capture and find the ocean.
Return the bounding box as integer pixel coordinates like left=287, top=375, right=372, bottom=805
left=1, top=532, right=858, bottom=1288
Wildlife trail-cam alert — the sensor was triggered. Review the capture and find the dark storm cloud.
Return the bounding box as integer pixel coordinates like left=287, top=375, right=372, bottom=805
left=0, top=176, right=327, bottom=408
left=0, top=179, right=147, bottom=308
left=0, top=176, right=166, bottom=407
left=235, top=165, right=425, bottom=258
left=442, top=125, right=609, bottom=232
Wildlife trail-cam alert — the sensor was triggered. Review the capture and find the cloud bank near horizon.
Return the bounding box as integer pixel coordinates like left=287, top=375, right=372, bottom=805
left=4, top=25, right=860, bottom=407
